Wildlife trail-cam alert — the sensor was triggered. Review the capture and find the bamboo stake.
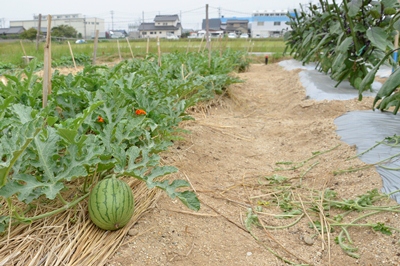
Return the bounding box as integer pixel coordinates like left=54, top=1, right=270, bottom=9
left=117, top=39, right=122, bottom=61
left=146, top=37, right=150, bottom=54
left=20, top=40, right=28, bottom=64
left=198, top=35, right=205, bottom=53
left=92, top=30, right=99, bottom=65
left=186, top=39, right=190, bottom=54
left=157, top=36, right=161, bottom=67
left=67, top=41, right=77, bottom=71
left=42, top=15, right=52, bottom=108
left=36, top=14, right=42, bottom=51
left=126, top=37, right=134, bottom=59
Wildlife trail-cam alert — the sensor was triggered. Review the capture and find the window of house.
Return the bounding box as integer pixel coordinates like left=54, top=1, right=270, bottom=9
left=274, top=22, right=281, bottom=26
left=159, top=31, right=162, bottom=34
left=150, top=32, right=154, bottom=34
left=257, top=22, right=264, bottom=26
left=163, top=23, right=167, bottom=26
left=143, top=32, right=147, bottom=35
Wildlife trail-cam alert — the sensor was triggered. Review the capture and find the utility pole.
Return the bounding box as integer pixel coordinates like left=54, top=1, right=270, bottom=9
left=111, top=10, right=114, bottom=30
left=218, top=7, right=221, bottom=18
left=142, top=11, right=144, bottom=23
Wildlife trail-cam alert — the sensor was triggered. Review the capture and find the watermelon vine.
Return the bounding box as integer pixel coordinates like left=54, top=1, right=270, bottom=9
left=0, top=51, right=247, bottom=232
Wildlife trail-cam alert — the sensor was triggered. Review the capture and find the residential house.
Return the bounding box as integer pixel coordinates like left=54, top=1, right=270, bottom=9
left=201, top=18, right=222, bottom=31
left=10, top=14, right=105, bottom=39
left=224, top=19, right=249, bottom=35
left=0, top=26, right=25, bottom=37
left=138, top=15, right=182, bottom=39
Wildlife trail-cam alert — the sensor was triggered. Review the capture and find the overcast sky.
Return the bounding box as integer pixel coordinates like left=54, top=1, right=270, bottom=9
left=1, top=1, right=315, bottom=30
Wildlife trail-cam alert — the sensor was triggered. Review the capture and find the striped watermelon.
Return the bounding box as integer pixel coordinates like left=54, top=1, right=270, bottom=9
left=88, top=177, right=135, bottom=231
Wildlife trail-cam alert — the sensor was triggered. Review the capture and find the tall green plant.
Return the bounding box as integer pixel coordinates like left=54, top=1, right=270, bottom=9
left=284, top=0, right=400, bottom=98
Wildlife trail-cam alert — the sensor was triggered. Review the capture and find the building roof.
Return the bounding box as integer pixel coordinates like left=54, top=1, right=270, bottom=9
left=154, top=14, right=180, bottom=22
left=138, top=22, right=181, bottom=31
left=201, top=18, right=222, bottom=31
left=0, top=26, right=25, bottom=34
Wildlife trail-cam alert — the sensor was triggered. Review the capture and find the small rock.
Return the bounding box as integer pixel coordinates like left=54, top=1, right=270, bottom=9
left=246, top=251, right=252, bottom=256
left=303, top=235, right=315, bottom=245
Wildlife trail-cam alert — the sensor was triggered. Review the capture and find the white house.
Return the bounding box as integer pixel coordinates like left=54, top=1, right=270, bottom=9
left=251, top=10, right=292, bottom=38
left=10, top=14, right=105, bottom=39
left=138, top=15, right=182, bottom=39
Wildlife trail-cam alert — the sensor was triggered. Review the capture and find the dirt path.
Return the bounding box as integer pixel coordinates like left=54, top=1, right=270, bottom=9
left=107, top=63, right=400, bottom=266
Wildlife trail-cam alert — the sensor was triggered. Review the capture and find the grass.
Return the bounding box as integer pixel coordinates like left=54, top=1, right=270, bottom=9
left=0, top=38, right=288, bottom=69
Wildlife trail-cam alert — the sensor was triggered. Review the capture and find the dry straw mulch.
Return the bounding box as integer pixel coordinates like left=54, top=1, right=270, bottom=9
left=0, top=178, right=161, bottom=266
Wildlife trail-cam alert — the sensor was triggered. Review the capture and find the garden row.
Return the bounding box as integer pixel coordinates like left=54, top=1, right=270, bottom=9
left=0, top=50, right=248, bottom=232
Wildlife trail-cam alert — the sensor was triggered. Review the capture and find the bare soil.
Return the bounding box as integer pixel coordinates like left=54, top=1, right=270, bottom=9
left=105, top=63, right=400, bottom=266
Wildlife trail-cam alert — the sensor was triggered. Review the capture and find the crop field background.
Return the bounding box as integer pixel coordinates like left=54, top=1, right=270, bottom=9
left=0, top=38, right=286, bottom=69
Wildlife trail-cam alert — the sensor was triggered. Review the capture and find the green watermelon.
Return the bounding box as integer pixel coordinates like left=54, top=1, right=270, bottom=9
left=88, top=177, right=135, bottom=231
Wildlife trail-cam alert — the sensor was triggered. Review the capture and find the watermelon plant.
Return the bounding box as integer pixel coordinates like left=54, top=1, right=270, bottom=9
left=284, top=0, right=400, bottom=98
left=0, top=50, right=246, bottom=233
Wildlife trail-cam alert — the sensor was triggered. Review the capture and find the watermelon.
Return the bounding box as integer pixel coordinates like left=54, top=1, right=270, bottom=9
left=88, top=177, right=135, bottom=231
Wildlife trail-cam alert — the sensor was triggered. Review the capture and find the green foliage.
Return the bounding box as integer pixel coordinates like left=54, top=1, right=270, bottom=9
left=284, top=0, right=400, bottom=96
left=0, top=51, right=244, bottom=232
left=20, top=28, right=37, bottom=42
left=51, top=24, right=78, bottom=38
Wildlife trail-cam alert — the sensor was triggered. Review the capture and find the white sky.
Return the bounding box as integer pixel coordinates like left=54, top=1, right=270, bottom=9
left=1, top=1, right=315, bottom=30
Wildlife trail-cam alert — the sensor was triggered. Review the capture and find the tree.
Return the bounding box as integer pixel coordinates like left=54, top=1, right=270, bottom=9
left=51, top=25, right=77, bottom=38
left=20, top=28, right=37, bottom=42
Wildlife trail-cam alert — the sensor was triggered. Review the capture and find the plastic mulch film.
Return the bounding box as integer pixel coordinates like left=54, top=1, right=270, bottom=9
left=278, top=59, right=400, bottom=202
left=335, top=111, right=400, bottom=202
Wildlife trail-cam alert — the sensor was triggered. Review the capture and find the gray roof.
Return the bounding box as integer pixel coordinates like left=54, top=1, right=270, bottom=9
left=138, top=22, right=182, bottom=31
left=154, top=14, right=180, bottom=22
left=0, top=26, right=25, bottom=34
left=201, top=18, right=222, bottom=31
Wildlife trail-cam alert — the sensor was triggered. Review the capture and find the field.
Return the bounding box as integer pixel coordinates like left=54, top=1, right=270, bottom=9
left=104, top=63, right=400, bottom=266
left=1, top=18, right=400, bottom=265
left=0, top=38, right=286, bottom=69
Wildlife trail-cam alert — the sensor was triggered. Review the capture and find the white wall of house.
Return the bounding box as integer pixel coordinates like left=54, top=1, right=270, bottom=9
left=10, top=14, right=105, bottom=39
left=250, top=10, right=291, bottom=37
left=141, top=28, right=182, bottom=39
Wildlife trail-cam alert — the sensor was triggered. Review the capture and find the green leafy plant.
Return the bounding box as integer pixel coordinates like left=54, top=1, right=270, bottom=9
left=0, top=50, right=245, bottom=233
left=284, top=0, right=400, bottom=96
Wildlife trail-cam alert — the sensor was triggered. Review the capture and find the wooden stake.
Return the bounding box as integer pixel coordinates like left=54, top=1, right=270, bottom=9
left=146, top=37, right=150, bottom=54
left=157, top=36, right=161, bottom=67
left=36, top=14, right=42, bottom=51
left=20, top=40, right=28, bottom=63
left=92, top=30, right=99, bottom=65
left=186, top=39, right=190, bottom=54
left=42, top=15, right=52, bottom=108
left=126, top=37, right=134, bottom=59
left=67, top=41, right=77, bottom=71
left=198, top=35, right=205, bottom=53
left=117, top=39, right=122, bottom=61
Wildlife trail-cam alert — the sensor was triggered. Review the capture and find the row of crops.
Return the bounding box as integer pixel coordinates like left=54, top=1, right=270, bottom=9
left=0, top=51, right=248, bottom=232
left=284, top=0, right=400, bottom=113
